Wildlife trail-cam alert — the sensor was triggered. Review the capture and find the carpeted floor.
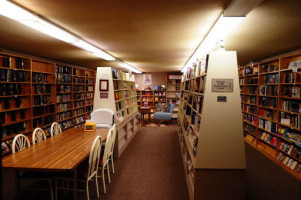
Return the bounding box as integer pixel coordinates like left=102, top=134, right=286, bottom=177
left=96, top=124, right=189, bottom=200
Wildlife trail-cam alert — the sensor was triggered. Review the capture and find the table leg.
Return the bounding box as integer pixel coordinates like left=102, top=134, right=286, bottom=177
left=73, top=168, right=77, bottom=200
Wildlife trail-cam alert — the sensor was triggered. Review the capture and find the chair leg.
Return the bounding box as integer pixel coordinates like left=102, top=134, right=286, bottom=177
left=49, top=179, right=54, bottom=200
left=102, top=167, right=106, bottom=194
left=110, top=155, right=115, bottom=174
left=54, top=177, right=58, bottom=200
left=86, top=180, right=89, bottom=200
left=107, top=164, right=111, bottom=184
left=95, top=176, right=100, bottom=198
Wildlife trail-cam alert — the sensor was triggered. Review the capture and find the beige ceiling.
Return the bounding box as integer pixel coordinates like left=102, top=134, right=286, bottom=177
left=0, top=0, right=300, bottom=72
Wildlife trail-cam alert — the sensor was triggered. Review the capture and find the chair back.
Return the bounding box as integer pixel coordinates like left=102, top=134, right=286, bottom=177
left=32, top=128, right=47, bottom=144
left=102, top=129, right=113, bottom=164
left=12, top=134, right=30, bottom=154
left=91, top=108, right=114, bottom=126
left=50, top=122, right=62, bottom=137
left=87, top=136, right=102, bottom=180
left=169, top=104, right=175, bottom=113
left=110, top=124, right=117, bottom=154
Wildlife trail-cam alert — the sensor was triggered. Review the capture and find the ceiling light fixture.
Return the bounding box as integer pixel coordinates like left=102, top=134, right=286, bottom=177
left=119, top=63, right=142, bottom=74
left=0, top=0, right=115, bottom=61
left=181, top=14, right=245, bottom=73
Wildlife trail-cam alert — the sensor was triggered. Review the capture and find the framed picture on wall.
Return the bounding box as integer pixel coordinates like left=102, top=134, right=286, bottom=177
left=99, top=79, right=109, bottom=91
left=143, top=74, right=152, bottom=85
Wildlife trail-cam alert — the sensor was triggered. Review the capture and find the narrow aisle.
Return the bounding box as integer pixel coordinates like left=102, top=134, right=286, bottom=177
left=100, top=124, right=189, bottom=200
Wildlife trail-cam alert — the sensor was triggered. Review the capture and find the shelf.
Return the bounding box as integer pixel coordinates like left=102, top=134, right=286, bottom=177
left=32, top=103, right=55, bottom=108
left=2, top=118, right=32, bottom=126
left=57, top=117, right=74, bottom=123
left=32, top=113, right=55, bottom=119
left=57, top=108, right=73, bottom=113
left=0, top=67, right=31, bottom=72
left=259, top=71, right=279, bottom=75
left=0, top=106, right=31, bottom=113
left=31, top=71, right=55, bottom=74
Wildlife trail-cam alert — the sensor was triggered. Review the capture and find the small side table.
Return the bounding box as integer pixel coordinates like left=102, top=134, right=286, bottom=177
left=139, top=107, right=151, bottom=126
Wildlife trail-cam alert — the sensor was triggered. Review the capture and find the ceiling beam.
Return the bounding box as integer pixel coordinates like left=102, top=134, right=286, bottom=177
left=224, top=0, right=264, bottom=16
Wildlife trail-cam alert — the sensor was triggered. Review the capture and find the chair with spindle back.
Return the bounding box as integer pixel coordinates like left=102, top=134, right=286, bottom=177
left=55, top=135, right=103, bottom=200
left=50, top=122, right=62, bottom=137
left=97, top=128, right=113, bottom=194
left=12, top=134, right=30, bottom=154
left=32, top=128, right=47, bottom=144
left=108, top=124, right=117, bottom=174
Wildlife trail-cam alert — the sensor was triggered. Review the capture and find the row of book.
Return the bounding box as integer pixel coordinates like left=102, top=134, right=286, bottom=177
left=73, top=77, right=84, bottom=84
left=258, top=108, right=276, bottom=120
left=33, top=95, right=54, bottom=106
left=74, top=101, right=84, bottom=108
left=245, top=77, right=258, bottom=84
left=59, top=119, right=72, bottom=130
left=245, top=96, right=257, bottom=104
left=276, top=153, right=301, bottom=173
left=74, top=86, right=84, bottom=92
left=73, top=116, right=84, bottom=124
left=283, top=72, right=301, bottom=84
left=259, top=131, right=277, bottom=147
left=245, top=86, right=257, bottom=94
left=282, top=100, right=300, bottom=113
left=57, top=85, right=71, bottom=93
left=87, top=86, right=94, bottom=92
left=261, top=64, right=278, bottom=73
left=262, top=74, right=278, bottom=84
left=244, top=124, right=256, bottom=135
left=258, top=118, right=277, bottom=133
left=282, top=86, right=301, bottom=98
left=56, top=65, right=72, bottom=74
left=259, top=85, right=278, bottom=96
left=34, top=85, right=52, bottom=94
left=56, top=94, right=71, bottom=103
left=0, top=110, right=27, bottom=124
left=279, top=142, right=301, bottom=160
left=33, top=115, right=55, bottom=128
left=86, top=92, right=93, bottom=99
left=0, top=96, right=23, bottom=110
left=1, top=56, right=26, bottom=69
left=57, top=103, right=72, bottom=112
left=259, top=97, right=277, bottom=108
left=245, top=105, right=257, bottom=114
left=1, top=122, right=26, bottom=137
left=57, top=111, right=72, bottom=122
left=74, top=108, right=85, bottom=116
left=280, top=112, right=301, bottom=129
left=0, top=70, right=27, bottom=82
left=33, top=105, right=55, bottom=117
left=74, top=93, right=85, bottom=100
left=86, top=99, right=93, bottom=105
left=56, top=74, right=72, bottom=83
left=244, top=114, right=258, bottom=125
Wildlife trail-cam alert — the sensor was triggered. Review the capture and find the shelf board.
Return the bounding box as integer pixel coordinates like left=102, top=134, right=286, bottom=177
left=57, top=117, right=73, bottom=123
left=32, top=113, right=55, bottom=119
left=0, top=94, right=31, bottom=98
left=0, top=67, right=31, bottom=72
left=259, top=71, right=279, bottom=75
left=32, top=71, right=55, bottom=74
left=0, top=81, right=31, bottom=84
left=32, top=103, right=55, bottom=108
left=2, top=118, right=32, bottom=126
left=0, top=106, right=31, bottom=113
left=57, top=108, right=73, bottom=113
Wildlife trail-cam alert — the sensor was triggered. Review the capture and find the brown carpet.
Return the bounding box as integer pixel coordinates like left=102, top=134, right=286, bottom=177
left=97, top=124, right=189, bottom=200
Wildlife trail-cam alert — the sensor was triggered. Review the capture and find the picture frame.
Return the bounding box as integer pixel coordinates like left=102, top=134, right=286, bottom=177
left=99, top=79, right=109, bottom=91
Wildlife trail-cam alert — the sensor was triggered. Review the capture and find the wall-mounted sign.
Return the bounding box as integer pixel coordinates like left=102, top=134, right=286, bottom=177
left=99, top=79, right=109, bottom=91
left=100, top=93, right=108, bottom=99
left=168, top=75, right=182, bottom=80
left=212, top=79, right=233, bottom=92
left=217, top=96, right=227, bottom=102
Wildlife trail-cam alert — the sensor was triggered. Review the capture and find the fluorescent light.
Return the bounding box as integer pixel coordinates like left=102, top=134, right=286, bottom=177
left=119, top=63, right=142, bottom=74
left=0, top=0, right=115, bottom=61
left=182, top=14, right=244, bottom=71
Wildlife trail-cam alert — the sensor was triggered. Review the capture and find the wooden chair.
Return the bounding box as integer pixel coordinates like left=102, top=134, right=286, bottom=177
left=108, top=124, right=117, bottom=174
left=32, top=128, right=47, bottom=144
left=98, top=128, right=112, bottom=194
left=12, top=134, right=30, bottom=154
left=50, top=122, right=62, bottom=137
left=55, top=136, right=102, bottom=200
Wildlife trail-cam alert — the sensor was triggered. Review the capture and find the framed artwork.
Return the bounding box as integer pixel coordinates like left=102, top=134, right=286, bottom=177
left=212, top=79, right=233, bottom=92
left=99, top=79, right=109, bottom=91
left=143, top=74, right=152, bottom=85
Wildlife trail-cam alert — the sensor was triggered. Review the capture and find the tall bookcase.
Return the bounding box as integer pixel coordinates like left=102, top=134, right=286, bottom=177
left=136, top=89, right=166, bottom=120
left=240, top=51, right=301, bottom=180
left=93, top=67, right=139, bottom=157
left=166, top=74, right=181, bottom=118
left=178, top=51, right=246, bottom=200
left=0, top=52, right=96, bottom=156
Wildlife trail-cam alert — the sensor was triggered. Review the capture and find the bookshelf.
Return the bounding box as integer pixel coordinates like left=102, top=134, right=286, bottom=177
left=240, top=51, right=301, bottom=180
left=178, top=51, right=246, bottom=200
left=0, top=52, right=96, bottom=156
left=93, top=67, right=139, bottom=157
left=166, top=74, right=181, bottom=118
left=136, top=89, right=166, bottom=120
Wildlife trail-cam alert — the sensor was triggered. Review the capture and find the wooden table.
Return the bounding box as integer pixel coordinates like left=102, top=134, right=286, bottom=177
left=2, top=128, right=109, bottom=199
left=139, top=107, right=151, bottom=125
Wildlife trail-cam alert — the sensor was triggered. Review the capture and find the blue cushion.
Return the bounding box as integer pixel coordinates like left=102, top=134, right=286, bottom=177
left=169, top=104, right=175, bottom=113
left=153, top=112, right=172, bottom=120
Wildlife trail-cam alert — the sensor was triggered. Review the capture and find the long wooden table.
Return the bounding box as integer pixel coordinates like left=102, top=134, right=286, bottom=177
left=2, top=128, right=109, bottom=199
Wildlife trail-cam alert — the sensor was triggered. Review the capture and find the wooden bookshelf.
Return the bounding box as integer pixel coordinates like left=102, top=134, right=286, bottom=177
left=239, top=51, right=301, bottom=180
left=94, top=67, right=139, bottom=157
left=166, top=74, right=181, bottom=118
left=136, top=89, right=166, bottom=120
left=0, top=52, right=96, bottom=156
left=178, top=51, right=246, bottom=200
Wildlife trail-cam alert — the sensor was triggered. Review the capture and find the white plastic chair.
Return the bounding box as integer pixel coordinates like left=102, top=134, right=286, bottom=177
left=12, top=134, right=30, bottom=154
left=91, top=108, right=114, bottom=129
left=50, top=122, right=62, bottom=137
left=55, top=136, right=102, bottom=200
left=32, top=128, right=47, bottom=144
left=98, top=129, right=113, bottom=194
left=108, top=124, right=117, bottom=174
